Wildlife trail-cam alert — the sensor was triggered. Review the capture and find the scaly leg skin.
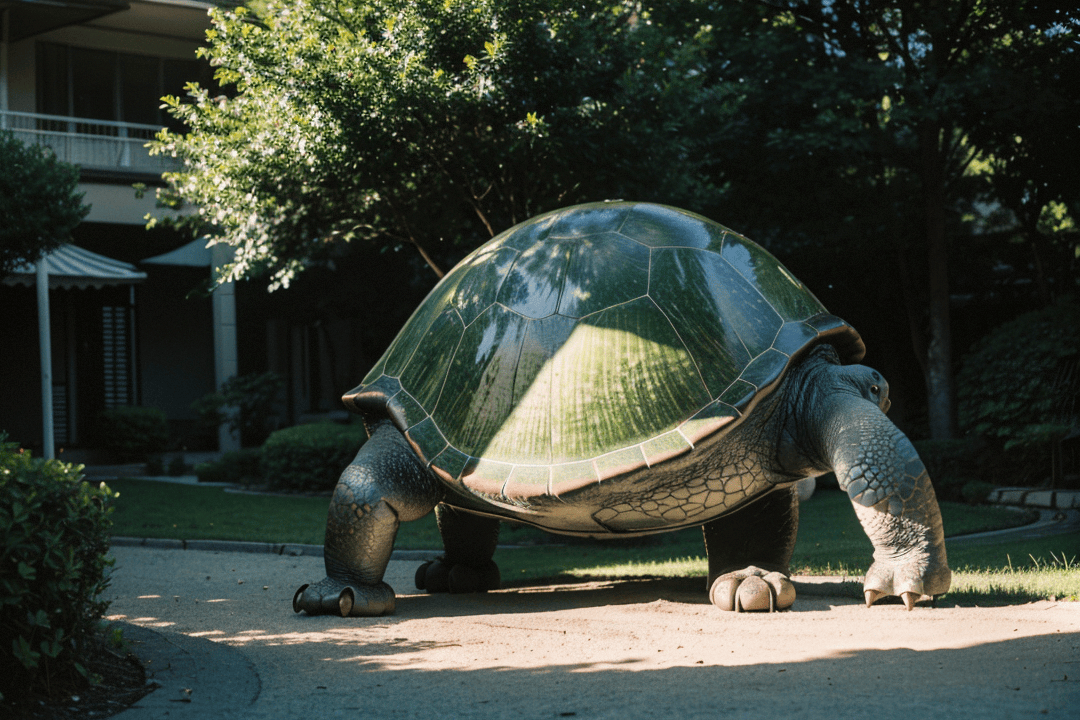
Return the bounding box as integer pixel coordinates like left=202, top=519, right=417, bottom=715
left=293, top=422, right=440, bottom=617
left=832, top=411, right=951, bottom=610
left=703, top=488, right=799, bottom=612
left=415, top=505, right=501, bottom=593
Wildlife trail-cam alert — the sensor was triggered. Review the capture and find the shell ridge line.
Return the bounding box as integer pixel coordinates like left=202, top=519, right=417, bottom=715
left=645, top=294, right=711, bottom=401
left=715, top=252, right=756, bottom=362
left=509, top=317, right=552, bottom=465
left=615, top=230, right=651, bottom=250
left=720, top=230, right=788, bottom=305
left=396, top=305, right=450, bottom=386
left=554, top=238, right=575, bottom=321
left=646, top=246, right=653, bottom=296
left=399, top=388, right=430, bottom=429
left=575, top=294, right=652, bottom=322
left=495, top=301, right=552, bottom=321
left=545, top=316, right=555, bottom=484
left=487, top=246, right=524, bottom=313
left=427, top=308, right=468, bottom=418
left=614, top=204, right=635, bottom=235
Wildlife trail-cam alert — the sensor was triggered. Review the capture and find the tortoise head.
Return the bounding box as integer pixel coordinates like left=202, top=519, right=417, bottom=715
left=838, top=364, right=891, bottom=414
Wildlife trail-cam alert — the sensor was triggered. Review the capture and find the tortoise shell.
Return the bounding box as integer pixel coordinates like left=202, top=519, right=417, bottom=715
left=344, top=202, right=864, bottom=501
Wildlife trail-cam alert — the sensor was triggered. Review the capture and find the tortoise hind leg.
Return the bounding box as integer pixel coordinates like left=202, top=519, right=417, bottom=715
left=294, top=422, right=440, bottom=617
left=416, top=505, right=501, bottom=593
left=703, top=487, right=799, bottom=612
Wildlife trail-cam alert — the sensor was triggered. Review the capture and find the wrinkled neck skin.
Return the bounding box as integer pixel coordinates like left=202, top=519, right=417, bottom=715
left=774, top=345, right=869, bottom=478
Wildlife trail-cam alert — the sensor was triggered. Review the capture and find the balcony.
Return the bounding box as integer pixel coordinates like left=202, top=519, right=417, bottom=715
left=0, top=110, right=180, bottom=176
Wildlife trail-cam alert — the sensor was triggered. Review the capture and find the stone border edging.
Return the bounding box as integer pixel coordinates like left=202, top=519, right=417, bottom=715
left=108, top=535, right=434, bottom=561
left=987, top=488, right=1080, bottom=510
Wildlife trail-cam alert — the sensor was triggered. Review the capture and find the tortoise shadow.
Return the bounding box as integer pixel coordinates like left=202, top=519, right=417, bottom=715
left=386, top=575, right=867, bottom=620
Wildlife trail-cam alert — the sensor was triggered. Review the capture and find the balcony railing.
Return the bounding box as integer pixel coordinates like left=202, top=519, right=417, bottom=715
left=0, top=110, right=180, bottom=175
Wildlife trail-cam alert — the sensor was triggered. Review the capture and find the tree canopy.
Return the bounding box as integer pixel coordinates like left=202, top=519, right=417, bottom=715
left=153, top=0, right=732, bottom=288
left=156, top=0, right=1079, bottom=443
left=0, top=131, right=89, bottom=276
left=695, top=0, right=1080, bottom=439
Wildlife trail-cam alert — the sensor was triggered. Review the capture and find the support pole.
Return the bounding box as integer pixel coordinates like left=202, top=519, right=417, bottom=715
left=37, top=259, right=55, bottom=460
left=211, top=244, right=240, bottom=451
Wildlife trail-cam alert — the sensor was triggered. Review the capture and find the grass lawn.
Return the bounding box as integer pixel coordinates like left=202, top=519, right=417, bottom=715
left=106, top=478, right=1079, bottom=605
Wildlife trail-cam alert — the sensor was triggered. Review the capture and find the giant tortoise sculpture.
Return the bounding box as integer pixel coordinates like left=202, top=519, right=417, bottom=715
left=294, top=201, right=950, bottom=616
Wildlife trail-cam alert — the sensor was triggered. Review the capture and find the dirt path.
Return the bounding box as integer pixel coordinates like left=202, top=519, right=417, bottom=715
left=104, top=546, right=1079, bottom=720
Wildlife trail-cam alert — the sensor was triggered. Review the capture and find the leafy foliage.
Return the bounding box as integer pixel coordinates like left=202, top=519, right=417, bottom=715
left=701, top=1, right=1080, bottom=440
left=957, top=298, right=1080, bottom=484
left=0, top=131, right=90, bottom=276
left=0, top=436, right=116, bottom=703
left=97, top=406, right=170, bottom=461
left=192, top=371, right=285, bottom=446
left=151, top=0, right=730, bottom=287
left=261, top=422, right=367, bottom=491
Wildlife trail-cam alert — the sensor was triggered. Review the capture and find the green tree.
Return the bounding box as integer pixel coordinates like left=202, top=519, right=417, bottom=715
left=0, top=131, right=90, bottom=276
left=704, top=1, right=1079, bottom=440
left=152, top=0, right=730, bottom=289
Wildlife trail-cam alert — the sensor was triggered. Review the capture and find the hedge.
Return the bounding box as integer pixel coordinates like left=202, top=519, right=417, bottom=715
left=261, top=422, right=367, bottom=491
left=0, top=435, right=116, bottom=703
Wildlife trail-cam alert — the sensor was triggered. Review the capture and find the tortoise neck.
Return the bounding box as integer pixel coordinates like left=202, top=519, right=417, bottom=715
left=774, top=345, right=849, bottom=477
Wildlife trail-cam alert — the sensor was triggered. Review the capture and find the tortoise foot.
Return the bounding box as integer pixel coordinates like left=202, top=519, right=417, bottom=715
left=415, top=558, right=500, bottom=594
left=862, top=556, right=951, bottom=610
left=709, top=566, right=795, bottom=612
left=293, top=577, right=395, bottom=617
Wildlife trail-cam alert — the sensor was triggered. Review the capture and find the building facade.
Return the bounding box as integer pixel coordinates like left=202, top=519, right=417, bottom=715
left=1, top=0, right=236, bottom=456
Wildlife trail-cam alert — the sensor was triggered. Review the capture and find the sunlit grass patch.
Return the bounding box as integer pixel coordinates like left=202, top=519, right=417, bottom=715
left=945, top=551, right=1080, bottom=605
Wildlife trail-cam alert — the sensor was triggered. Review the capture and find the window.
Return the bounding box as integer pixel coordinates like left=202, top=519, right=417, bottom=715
left=36, top=42, right=216, bottom=131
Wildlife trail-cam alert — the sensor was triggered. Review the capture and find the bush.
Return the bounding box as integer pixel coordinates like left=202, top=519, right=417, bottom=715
left=912, top=437, right=984, bottom=502
left=261, top=422, right=366, bottom=491
left=0, top=435, right=116, bottom=703
left=957, top=297, right=1080, bottom=485
left=961, top=480, right=997, bottom=505
left=97, top=406, right=169, bottom=461
left=166, top=455, right=188, bottom=476
left=192, top=372, right=284, bottom=447
left=195, top=448, right=263, bottom=485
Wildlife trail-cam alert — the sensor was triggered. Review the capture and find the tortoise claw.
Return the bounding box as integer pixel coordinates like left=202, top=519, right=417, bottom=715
left=864, top=589, right=922, bottom=610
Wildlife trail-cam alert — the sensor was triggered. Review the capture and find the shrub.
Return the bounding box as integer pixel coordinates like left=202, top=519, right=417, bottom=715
left=192, top=372, right=285, bottom=447
left=961, top=480, right=997, bottom=505
left=261, top=422, right=366, bottom=491
left=97, top=406, right=169, bottom=461
left=166, top=455, right=188, bottom=476
left=0, top=435, right=116, bottom=703
left=957, top=297, right=1080, bottom=486
left=912, top=438, right=984, bottom=502
left=195, top=448, right=263, bottom=485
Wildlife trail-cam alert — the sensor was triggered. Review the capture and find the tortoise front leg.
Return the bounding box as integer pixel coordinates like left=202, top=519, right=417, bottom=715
left=294, top=422, right=440, bottom=617
left=827, top=404, right=951, bottom=609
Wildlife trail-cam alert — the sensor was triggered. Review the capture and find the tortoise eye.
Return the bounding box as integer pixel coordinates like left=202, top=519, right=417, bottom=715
left=870, top=385, right=880, bottom=395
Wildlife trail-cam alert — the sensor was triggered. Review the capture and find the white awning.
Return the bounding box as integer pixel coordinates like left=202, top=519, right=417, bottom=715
left=141, top=237, right=213, bottom=267
left=3, top=244, right=147, bottom=289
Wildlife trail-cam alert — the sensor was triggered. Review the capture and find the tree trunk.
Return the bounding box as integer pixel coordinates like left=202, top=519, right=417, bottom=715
left=919, top=124, right=956, bottom=440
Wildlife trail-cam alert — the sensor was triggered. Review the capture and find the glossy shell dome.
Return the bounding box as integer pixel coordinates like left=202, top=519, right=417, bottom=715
left=344, top=202, right=864, bottom=500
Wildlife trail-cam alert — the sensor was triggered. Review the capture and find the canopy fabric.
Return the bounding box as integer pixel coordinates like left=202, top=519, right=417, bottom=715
left=3, top=244, right=147, bottom=289
left=141, top=238, right=213, bottom=267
